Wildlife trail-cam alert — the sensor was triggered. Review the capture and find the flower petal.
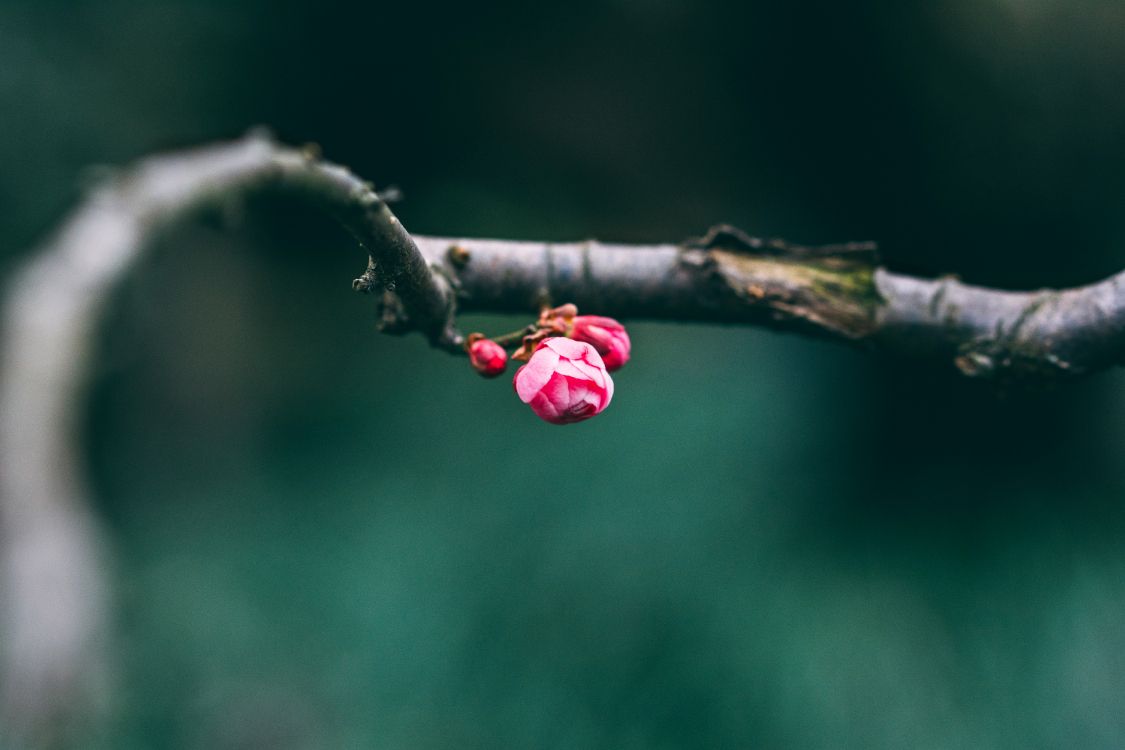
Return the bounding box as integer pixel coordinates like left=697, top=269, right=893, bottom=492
left=542, top=336, right=591, bottom=360
left=558, top=400, right=596, bottom=423
left=600, top=369, right=614, bottom=408
left=514, top=347, right=560, bottom=402
left=537, top=371, right=570, bottom=411
left=568, top=357, right=606, bottom=388
left=566, top=377, right=591, bottom=406
left=577, top=343, right=607, bottom=371
left=529, top=390, right=560, bottom=421
left=553, top=358, right=593, bottom=382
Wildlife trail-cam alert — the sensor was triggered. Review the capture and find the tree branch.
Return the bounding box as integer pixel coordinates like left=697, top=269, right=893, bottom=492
left=3, top=132, right=1125, bottom=743
left=414, top=229, right=1125, bottom=381
left=0, top=131, right=458, bottom=745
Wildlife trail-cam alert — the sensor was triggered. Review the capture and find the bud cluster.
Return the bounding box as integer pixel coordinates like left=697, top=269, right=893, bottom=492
left=464, top=304, right=632, bottom=424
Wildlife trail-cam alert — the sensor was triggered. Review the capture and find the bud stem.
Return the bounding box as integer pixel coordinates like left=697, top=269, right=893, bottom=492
left=491, top=324, right=538, bottom=349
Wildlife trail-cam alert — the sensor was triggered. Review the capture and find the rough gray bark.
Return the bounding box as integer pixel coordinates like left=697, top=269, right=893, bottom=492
left=2, top=132, right=1124, bottom=744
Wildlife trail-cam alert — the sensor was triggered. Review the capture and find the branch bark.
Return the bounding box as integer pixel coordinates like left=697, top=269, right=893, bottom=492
left=2, top=132, right=1124, bottom=743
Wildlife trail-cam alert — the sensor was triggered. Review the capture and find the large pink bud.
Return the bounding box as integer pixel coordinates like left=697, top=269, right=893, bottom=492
left=513, top=337, right=614, bottom=424
left=570, top=315, right=631, bottom=371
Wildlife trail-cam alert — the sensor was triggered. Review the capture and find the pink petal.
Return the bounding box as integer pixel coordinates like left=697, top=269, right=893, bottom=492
left=537, top=371, right=570, bottom=410
left=553, top=358, right=593, bottom=382
left=559, top=400, right=596, bottom=423
left=600, top=370, right=614, bottom=408
left=568, top=357, right=606, bottom=388
left=600, top=348, right=626, bottom=371
left=529, top=390, right=560, bottom=421
left=542, top=336, right=591, bottom=360
left=566, top=377, right=591, bottom=405
left=577, top=344, right=607, bottom=371
left=514, top=347, right=560, bottom=403
left=566, top=374, right=611, bottom=417
left=578, top=315, right=624, bottom=331
left=578, top=324, right=614, bottom=353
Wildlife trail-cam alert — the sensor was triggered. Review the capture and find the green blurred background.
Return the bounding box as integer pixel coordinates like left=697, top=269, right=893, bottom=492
left=5, top=0, right=1125, bottom=747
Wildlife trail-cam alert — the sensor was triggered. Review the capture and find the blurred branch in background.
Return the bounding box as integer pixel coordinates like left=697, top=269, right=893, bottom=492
left=0, top=130, right=460, bottom=747
left=5, top=130, right=1125, bottom=744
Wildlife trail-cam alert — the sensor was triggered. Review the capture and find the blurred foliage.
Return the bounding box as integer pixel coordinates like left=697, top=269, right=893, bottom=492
left=6, top=0, right=1125, bottom=747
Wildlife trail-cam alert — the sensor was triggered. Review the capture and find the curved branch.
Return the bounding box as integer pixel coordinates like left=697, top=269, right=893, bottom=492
left=0, top=132, right=456, bottom=745
left=3, top=133, right=1124, bottom=743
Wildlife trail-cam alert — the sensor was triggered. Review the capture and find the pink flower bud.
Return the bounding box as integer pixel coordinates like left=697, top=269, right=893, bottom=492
left=570, top=315, right=631, bottom=371
left=513, top=337, right=614, bottom=424
left=468, top=337, right=508, bottom=378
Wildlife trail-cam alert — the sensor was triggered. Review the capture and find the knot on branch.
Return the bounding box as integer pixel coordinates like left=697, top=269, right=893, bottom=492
left=954, top=338, right=1078, bottom=382
left=953, top=293, right=1079, bottom=382
left=681, top=224, right=882, bottom=340
left=351, top=258, right=407, bottom=295
left=351, top=260, right=382, bottom=293
left=356, top=255, right=463, bottom=351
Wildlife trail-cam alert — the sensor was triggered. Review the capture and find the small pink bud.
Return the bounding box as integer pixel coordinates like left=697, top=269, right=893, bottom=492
left=570, top=315, right=631, bottom=371
left=468, top=336, right=507, bottom=378
left=513, top=338, right=614, bottom=424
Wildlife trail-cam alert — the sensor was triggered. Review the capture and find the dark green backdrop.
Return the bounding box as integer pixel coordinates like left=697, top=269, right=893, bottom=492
left=5, top=1, right=1125, bottom=747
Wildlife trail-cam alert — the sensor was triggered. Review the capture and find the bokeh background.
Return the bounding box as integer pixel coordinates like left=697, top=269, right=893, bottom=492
left=5, top=1, right=1125, bottom=747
